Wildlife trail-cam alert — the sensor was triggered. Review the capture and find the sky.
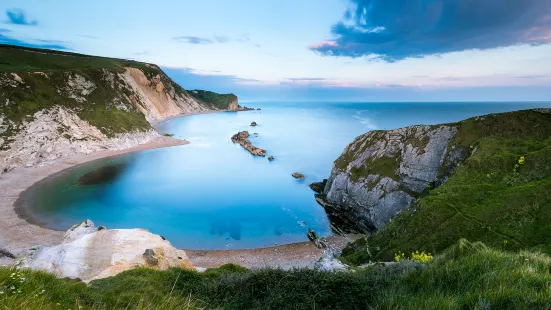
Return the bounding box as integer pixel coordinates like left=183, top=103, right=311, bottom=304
left=0, top=0, right=550, bottom=102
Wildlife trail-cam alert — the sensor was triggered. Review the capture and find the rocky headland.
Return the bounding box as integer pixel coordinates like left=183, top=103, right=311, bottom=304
left=316, top=109, right=551, bottom=261
left=231, top=131, right=267, bottom=157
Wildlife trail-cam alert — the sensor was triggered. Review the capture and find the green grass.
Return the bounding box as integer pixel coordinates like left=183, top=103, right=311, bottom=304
left=341, top=109, right=551, bottom=264
left=188, top=89, right=237, bottom=110
left=1, top=240, right=550, bottom=309
left=0, top=44, right=237, bottom=144
left=0, top=44, right=159, bottom=74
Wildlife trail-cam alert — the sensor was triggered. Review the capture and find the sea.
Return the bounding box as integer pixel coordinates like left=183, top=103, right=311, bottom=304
left=17, top=101, right=551, bottom=249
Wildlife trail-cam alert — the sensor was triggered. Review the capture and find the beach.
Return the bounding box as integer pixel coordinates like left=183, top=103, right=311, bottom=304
left=0, top=136, right=188, bottom=255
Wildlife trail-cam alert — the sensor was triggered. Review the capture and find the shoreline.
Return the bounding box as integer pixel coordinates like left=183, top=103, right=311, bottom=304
left=0, top=136, right=189, bottom=255
left=1, top=109, right=357, bottom=270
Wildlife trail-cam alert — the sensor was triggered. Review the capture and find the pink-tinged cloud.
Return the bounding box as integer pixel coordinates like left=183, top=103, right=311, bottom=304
left=307, top=40, right=339, bottom=50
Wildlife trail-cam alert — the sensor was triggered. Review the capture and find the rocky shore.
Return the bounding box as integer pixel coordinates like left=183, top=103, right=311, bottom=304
left=231, top=131, right=267, bottom=157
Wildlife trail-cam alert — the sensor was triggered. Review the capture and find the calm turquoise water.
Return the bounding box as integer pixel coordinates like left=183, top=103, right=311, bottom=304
left=19, top=102, right=551, bottom=249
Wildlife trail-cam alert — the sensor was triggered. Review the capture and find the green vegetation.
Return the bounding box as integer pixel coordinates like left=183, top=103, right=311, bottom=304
left=341, top=109, right=551, bottom=264
left=188, top=89, right=237, bottom=110
left=2, top=240, right=550, bottom=309
left=0, top=44, right=159, bottom=74
left=0, top=44, right=236, bottom=145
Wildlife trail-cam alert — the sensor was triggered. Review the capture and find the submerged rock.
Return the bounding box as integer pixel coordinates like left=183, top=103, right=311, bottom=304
left=231, top=131, right=267, bottom=157
left=268, top=156, right=274, bottom=161
left=292, top=172, right=305, bottom=180
left=77, top=163, right=128, bottom=185
left=23, top=220, right=194, bottom=282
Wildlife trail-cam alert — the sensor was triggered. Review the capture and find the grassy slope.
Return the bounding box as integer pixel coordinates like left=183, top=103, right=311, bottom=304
left=341, top=109, right=551, bottom=264
left=1, top=240, right=550, bottom=309
left=188, top=89, right=237, bottom=110
left=0, top=44, right=236, bottom=142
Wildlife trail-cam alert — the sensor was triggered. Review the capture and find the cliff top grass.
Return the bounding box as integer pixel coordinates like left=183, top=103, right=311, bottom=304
left=188, top=89, right=237, bottom=110
left=1, top=240, right=550, bottom=309
left=0, top=44, right=159, bottom=75
left=341, top=109, right=551, bottom=264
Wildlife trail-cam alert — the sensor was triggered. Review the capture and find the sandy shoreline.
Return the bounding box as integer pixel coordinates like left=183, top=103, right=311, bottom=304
left=0, top=136, right=189, bottom=255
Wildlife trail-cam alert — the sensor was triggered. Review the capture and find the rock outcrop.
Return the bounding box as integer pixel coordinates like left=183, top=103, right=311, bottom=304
left=23, top=220, right=194, bottom=282
left=231, top=131, right=266, bottom=157
left=317, top=124, right=459, bottom=233
left=292, top=172, right=305, bottom=180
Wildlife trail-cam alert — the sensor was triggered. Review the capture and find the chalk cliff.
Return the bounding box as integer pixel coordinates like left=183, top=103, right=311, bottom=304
left=0, top=45, right=238, bottom=172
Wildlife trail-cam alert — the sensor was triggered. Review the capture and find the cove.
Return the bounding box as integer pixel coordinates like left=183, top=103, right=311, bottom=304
left=16, top=101, right=551, bottom=250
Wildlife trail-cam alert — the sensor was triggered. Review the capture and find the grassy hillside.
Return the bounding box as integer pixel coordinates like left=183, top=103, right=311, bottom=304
left=1, top=240, right=550, bottom=309
left=188, top=89, right=237, bottom=110
left=0, top=44, right=237, bottom=145
left=0, top=44, right=160, bottom=75
left=341, top=109, right=551, bottom=264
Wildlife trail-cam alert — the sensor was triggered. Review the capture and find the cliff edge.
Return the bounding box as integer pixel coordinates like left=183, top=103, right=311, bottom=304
left=0, top=44, right=237, bottom=172
left=317, top=109, right=551, bottom=262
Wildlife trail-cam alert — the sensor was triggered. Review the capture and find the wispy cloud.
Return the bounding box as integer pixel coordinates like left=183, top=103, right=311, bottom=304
left=173, top=34, right=250, bottom=45
left=173, top=36, right=214, bottom=45
left=286, top=77, right=327, bottom=81
left=5, top=8, right=37, bottom=26
left=516, top=75, right=548, bottom=79
left=77, top=34, right=99, bottom=39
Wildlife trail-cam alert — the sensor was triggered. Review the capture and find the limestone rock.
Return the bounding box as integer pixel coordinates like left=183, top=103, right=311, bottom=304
left=309, top=179, right=327, bottom=193
left=23, top=220, right=194, bottom=282
left=0, top=106, right=160, bottom=173
left=63, top=220, right=96, bottom=243
left=319, top=124, right=458, bottom=232
left=231, top=131, right=266, bottom=157
left=229, top=99, right=239, bottom=111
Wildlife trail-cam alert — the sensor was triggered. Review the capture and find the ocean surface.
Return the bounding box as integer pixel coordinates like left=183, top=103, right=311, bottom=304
left=19, top=102, right=551, bottom=249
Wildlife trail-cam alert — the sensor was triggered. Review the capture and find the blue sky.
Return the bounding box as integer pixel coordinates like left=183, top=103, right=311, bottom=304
left=1, top=0, right=550, bottom=102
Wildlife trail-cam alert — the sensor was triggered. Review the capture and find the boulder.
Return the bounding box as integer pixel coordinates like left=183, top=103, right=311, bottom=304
left=268, top=156, right=274, bottom=161
left=23, top=220, right=194, bottom=282
left=292, top=172, right=305, bottom=180
left=250, top=121, right=257, bottom=126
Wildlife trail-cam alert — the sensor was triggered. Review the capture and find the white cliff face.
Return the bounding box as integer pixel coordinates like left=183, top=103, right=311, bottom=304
left=321, top=125, right=458, bottom=232
left=120, top=68, right=209, bottom=122
left=0, top=65, right=228, bottom=173
left=0, top=106, right=160, bottom=173
left=23, top=220, right=194, bottom=282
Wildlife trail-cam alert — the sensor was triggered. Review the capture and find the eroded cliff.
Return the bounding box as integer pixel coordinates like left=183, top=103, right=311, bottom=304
left=320, top=109, right=551, bottom=262
left=0, top=45, right=237, bottom=172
